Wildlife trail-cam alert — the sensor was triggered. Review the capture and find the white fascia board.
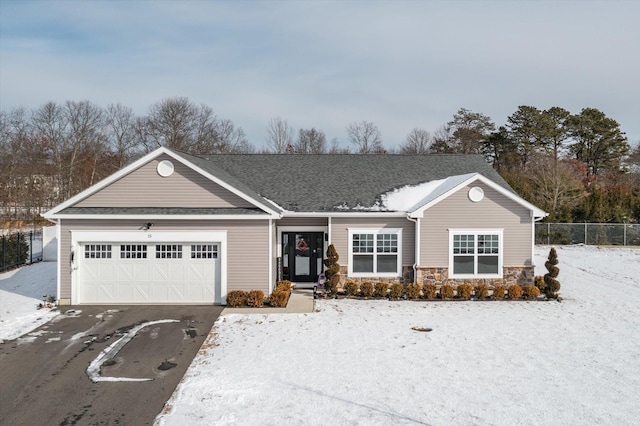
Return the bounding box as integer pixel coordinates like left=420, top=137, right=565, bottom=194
left=48, top=214, right=279, bottom=220
left=283, top=211, right=408, bottom=218
left=409, top=173, right=548, bottom=219
left=43, top=147, right=283, bottom=219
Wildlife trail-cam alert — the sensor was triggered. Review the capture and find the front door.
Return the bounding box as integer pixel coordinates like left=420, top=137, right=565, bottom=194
left=282, top=232, right=324, bottom=282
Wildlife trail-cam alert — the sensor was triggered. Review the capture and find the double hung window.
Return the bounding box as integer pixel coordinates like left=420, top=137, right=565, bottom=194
left=349, top=229, right=402, bottom=276
left=449, top=229, right=502, bottom=278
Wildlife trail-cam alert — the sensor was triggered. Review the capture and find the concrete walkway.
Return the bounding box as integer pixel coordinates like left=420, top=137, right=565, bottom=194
left=222, top=289, right=315, bottom=314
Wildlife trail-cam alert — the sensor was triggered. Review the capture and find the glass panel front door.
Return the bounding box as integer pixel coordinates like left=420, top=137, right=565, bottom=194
left=282, top=232, right=324, bottom=282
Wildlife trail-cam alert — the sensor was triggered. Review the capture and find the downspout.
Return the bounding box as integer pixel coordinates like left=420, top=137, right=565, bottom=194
left=407, top=214, right=419, bottom=284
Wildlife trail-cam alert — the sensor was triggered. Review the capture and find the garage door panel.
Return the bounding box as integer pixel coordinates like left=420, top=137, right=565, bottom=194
left=78, top=241, right=219, bottom=304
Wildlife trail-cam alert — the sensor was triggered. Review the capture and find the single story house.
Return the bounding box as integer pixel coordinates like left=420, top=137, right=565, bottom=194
left=44, top=147, right=547, bottom=305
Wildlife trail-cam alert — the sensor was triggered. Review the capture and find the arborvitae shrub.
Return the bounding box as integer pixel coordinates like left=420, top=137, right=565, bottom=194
left=406, top=283, right=421, bottom=299
left=422, top=284, right=437, bottom=300
left=276, top=280, right=292, bottom=292
left=389, top=283, right=404, bottom=299
left=343, top=281, right=359, bottom=297
left=507, top=285, right=523, bottom=300
left=269, top=290, right=289, bottom=307
left=544, top=248, right=561, bottom=299
left=440, top=284, right=454, bottom=300
left=226, top=290, right=247, bottom=307
left=493, top=285, right=506, bottom=300
left=523, top=285, right=541, bottom=300
left=323, top=244, right=340, bottom=297
left=374, top=282, right=389, bottom=298
left=534, top=275, right=546, bottom=294
left=457, top=284, right=473, bottom=300
left=474, top=284, right=489, bottom=300
left=360, top=282, right=374, bottom=298
left=246, top=290, right=265, bottom=307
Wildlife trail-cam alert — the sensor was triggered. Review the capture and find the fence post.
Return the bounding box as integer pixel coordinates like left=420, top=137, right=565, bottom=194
left=30, top=231, right=33, bottom=263
left=2, top=235, right=5, bottom=269
left=624, top=223, right=627, bottom=246
left=584, top=222, right=588, bottom=245
left=547, top=223, right=550, bottom=245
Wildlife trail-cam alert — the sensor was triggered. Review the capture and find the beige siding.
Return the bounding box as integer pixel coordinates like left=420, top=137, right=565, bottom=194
left=330, top=217, right=415, bottom=267
left=75, top=154, right=254, bottom=208
left=420, top=182, right=532, bottom=267
left=59, top=219, right=270, bottom=301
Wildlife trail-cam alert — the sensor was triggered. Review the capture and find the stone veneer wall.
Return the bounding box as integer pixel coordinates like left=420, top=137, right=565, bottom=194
left=417, top=266, right=534, bottom=287
left=337, top=266, right=414, bottom=288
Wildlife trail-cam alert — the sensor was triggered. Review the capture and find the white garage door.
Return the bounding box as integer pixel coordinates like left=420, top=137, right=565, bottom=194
left=78, top=242, right=219, bottom=304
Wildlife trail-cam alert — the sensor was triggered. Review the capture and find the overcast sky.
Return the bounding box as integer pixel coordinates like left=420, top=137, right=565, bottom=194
left=1, top=0, right=639, bottom=151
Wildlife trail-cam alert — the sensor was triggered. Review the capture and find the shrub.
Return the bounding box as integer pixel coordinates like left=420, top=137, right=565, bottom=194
left=406, top=283, right=421, bottom=299
left=343, top=281, right=359, bottom=297
left=389, top=283, right=404, bottom=299
left=360, top=282, right=374, bottom=298
left=523, top=285, right=541, bottom=300
left=474, top=284, right=489, bottom=300
left=246, top=290, right=265, bottom=307
left=457, top=284, right=473, bottom=300
left=373, top=282, right=389, bottom=298
left=507, top=285, right=523, bottom=300
left=544, top=248, right=561, bottom=299
left=422, top=284, right=437, bottom=300
left=0, top=232, right=29, bottom=269
left=269, top=290, right=289, bottom=307
left=440, top=284, right=454, bottom=300
left=534, top=275, right=546, bottom=294
left=276, top=280, right=292, bottom=293
left=493, top=285, right=506, bottom=300
left=226, top=290, right=247, bottom=307
left=323, top=244, right=340, bottom=297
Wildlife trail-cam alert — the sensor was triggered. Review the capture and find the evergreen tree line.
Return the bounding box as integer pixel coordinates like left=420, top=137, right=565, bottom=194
left=1, top=97, right=638, bottom=223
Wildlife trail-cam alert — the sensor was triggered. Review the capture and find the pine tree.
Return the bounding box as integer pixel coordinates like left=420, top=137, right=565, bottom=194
left=323, top=244, right=340, bottom=297
left=543, top=248, right=561, bottom=299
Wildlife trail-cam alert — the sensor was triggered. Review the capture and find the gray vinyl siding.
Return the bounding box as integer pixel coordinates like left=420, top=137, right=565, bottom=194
left=276, top=217, right=328, bottom=227
left=75, top=154, right=254, bottom=208
left=58, top=219, right=270, bottom=301
left=420, top=182, right=532, bottom=267
left=330, top=216, right=415, bottom=267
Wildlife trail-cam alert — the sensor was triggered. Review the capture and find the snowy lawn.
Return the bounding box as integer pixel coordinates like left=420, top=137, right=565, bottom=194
left=157, top=246, right=640, bottom=426
left=0, top=262, right=58, bottom=343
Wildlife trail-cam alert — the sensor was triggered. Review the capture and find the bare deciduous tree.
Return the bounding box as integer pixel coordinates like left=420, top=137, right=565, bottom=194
left=346, top=120, right=383, bottom=154
left=266, top=117, right=294, bottom=153
left=400, top=128, right=432, bottom=154
left=296, top=128, right=327, bottom=154
left=105, top=103, right=140, bottom=167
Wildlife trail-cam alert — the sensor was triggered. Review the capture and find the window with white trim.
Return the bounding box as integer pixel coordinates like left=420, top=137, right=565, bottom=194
left=191, top=244, right=218, bottom=259
left=120, top=244, right=147, bottom=259
left=449, top=229, right=502, bottom=278
left=349, top=229, right=402, bottom=276
left=84, top=244, right=112, bottom=259
left=155, top=244, right=182, bottom=259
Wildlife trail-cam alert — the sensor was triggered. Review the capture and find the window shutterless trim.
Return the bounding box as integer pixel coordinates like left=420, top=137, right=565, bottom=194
left=448, top=229, right=503, bottom=279
left=347, top=228, right=402, bottom=277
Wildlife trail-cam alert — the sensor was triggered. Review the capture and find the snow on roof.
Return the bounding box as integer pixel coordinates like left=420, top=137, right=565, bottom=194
left=380, top=179, right=447, bottom=212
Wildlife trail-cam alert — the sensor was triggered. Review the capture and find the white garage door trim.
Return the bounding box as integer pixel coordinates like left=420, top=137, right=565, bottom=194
left=71, top=230, right=227, bottom=305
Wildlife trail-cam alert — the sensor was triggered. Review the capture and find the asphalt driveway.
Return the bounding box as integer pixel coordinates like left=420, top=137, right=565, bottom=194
left=0, top=305, right=222, bottom=426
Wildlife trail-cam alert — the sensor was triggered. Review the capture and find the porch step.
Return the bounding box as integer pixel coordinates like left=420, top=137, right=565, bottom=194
left=222, top=289, right=314, bottom=315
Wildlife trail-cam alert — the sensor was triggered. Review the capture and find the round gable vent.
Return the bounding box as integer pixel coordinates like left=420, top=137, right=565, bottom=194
left=157, top=160, right=175, bottom=177
left=468, top=186, right=484, bottom=202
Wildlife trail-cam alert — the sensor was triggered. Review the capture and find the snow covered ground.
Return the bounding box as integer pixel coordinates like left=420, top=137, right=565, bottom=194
left=0, top=262, right=58, bottom=343
left=157, top=246, right=640, bottom=426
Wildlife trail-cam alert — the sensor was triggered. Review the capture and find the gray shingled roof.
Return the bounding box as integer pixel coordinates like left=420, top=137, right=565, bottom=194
left=60, top=207, right=268, bottom=215
left=173, top=151, right=514, bottom=213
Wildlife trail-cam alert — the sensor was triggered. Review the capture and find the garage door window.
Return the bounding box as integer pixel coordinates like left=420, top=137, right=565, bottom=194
left=84, top=244, right=112, bottom=259
left=120, top=244, right=147, bottom=259
left=191, top=244, right=217, bottom=259
left=156, top=244, right=183, bottom=259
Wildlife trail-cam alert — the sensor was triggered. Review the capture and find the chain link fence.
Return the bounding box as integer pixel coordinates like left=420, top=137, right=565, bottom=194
left=535, top=223, right=640, bottom=246
left=0, top=229, right=43, bottom=272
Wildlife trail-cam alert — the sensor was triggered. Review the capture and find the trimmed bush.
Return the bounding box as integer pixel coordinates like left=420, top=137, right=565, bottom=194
left=523, top=285, right=541, bottom=300
left=507, top=285, right=523, bottom=300
left=343, top=281, right=359, bottom=297
left=246, top=290, right=265, bottom=307
left=457, top=284, right=473, bottom=300
left=360, top=282, right=374, bottom=298
left=226, top=290, right=247, bottom=307
left=276, top=280, right=292, bottom=292
left=544, top=248, right=561, bottom=299
left=323, top=244, right=340, bottom=297
left=474, top=284, right=489, bottom=300
left=534, top=275, right=546, bottom=294
left=389, top=283, right=404, bottom=299
left=269, top=290, right=289, bottom=307
left=406, top=283, right=421, bottom=300
left=422, top=284, right=437, bottom=300
left=440, top=284, right=454, bottom=300
left=374, top=282, right=389, bottom=298
left=493, top=285, right=506, bottom=300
